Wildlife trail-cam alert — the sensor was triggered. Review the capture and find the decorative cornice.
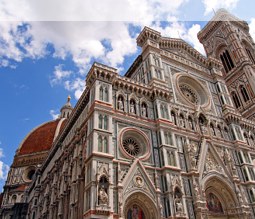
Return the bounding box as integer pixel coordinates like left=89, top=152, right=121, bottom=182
left=136, top=26, right=161, bottom=47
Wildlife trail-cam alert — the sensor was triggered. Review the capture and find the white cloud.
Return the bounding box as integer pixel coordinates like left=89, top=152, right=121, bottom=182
left=0, top=147, right=10, bottom=181
left=49, top=110, right=59, bottom=120
left=150, top=22, right=205, bottom=55
left=183, top=24, right=205, bottom=55
left=249, top=18, right=255, bottom=41
left=202, top=0, right=239, bottom=15
left=64, top=78, right=85, bottom=100
left=50, top=64, right=72, bottom=86
left=0, top=0, right=187, bottom=22
left=0, top=161, right=9, bottom=180
left=0, top=148, right=3, bottom=158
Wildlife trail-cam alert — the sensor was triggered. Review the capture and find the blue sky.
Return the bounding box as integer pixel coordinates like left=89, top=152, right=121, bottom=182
left=0, top=0, right=255, bottom=191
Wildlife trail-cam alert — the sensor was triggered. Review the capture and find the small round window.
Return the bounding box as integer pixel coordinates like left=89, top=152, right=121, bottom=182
left=23, top=166, right=36, bottom=182
left=119, top=128, right=151, bottom=160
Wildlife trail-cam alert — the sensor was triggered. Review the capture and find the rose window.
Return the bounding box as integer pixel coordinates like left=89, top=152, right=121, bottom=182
left=119, top=128, right=151, bottom=160
left=179, top=84, right=199, bottom=104
left=123, top=138, right=140, bottom=156
left=176, top=74, right=210, bottom=108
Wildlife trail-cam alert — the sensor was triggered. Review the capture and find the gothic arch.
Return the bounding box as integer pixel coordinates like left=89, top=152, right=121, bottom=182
left=123, top=192, right=159, bottom=219
left=202, top=175, right=238, bottom=215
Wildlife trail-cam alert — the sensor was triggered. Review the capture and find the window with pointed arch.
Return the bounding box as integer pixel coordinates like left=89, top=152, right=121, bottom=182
left=249, top=189, right=255, bottom=202
left=188, top=116, right=194, bottom=130
left=219, top=49, right=235, bottom=73
left=206, top=193, right=223, bottom=213
left=217, top=125, right=223, bottom=138
left=223, top=127, right=230, bottom=140
left=98, top=114, right=108, bottom=130
left=240, top=85, right=250, bottom=102
left=210, top=123, right=216, bottom=136
left=167, top=150, right=176, bottom=166
left=245, top=48, right=255, bottom=64
left=231, top=91, right=241, bottom=108
left=244, top=132, right=250, bottom=145
left=160, top=104, right=169, bottom=119
left=99, top=86, right=109, bottom=102
left=11, top=195, right=17, bottom=204
left=171, top=111, right=177, bottom=125
left=164, top=132, right=172, bottom=145
left=101, top=136, right=108, bottom=153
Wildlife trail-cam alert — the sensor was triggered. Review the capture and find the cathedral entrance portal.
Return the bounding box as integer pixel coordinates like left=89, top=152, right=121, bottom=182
left=123, top=192, right=158, bottom=219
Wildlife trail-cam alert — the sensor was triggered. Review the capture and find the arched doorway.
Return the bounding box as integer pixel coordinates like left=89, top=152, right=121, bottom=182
left=123, top=192, right=158, bottom=219
left=203, top=176, right=239, bottom=219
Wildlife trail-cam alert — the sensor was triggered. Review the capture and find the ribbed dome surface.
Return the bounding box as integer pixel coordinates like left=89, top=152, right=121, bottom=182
left=18, top=119, right=66, bottom=155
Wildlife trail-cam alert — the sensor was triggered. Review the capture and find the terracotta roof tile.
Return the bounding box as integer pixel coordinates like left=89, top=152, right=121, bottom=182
left=18, top=120, right=60, bottom=155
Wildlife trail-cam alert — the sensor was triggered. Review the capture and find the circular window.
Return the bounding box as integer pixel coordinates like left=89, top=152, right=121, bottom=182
left=119, top=128, right=151, bottom=160
left=23, top=166, right=36, bottom=182
left=176, top=74, right=210, bottom=108
left=179, top=84, right=199, bottom=104
left=27, top=169, right=35, bottom=180
left=123, top=138, right=140, bottom=156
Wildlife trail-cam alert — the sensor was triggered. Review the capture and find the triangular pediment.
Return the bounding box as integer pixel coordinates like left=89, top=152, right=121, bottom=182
left=197, top=140, right=232, bottom=180
left=159, top=38, right=208, bottom=67
left=122, top=159, right=157, bottom=201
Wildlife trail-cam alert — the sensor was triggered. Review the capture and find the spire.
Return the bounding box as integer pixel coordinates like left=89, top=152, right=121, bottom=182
left=60, top=95, right=73, bottom=119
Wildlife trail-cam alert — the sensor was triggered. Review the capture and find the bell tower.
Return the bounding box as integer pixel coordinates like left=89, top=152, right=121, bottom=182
left=198, top=9, right=255, bottom=120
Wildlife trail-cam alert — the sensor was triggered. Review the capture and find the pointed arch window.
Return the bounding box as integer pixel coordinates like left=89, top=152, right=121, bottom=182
left=99, top=86, right=109, bottom=102
left=103, top=137, right=108, bottom=153
left=250, top=189, right=255, bottom=202
left=240, top=85, right=250, bottom=102
left=160, top=104, right=169, bottom=119
left=171, top=111, right=177, bottom=125
left=99, top=114, right=103, bottom=129
left=246, top=48, right=255, bottom=64
left=103, top=116, right=108, bottom=130
left=164, top=132, right=172, bottom=145
left=98, top=114, right=108, bottom=130
left=167, top=151, right=176, bottom=166
left=231, top=91, right=241, bottom=108
left=99, top=86, right=104, bottom=101
left=98, top=135, right=103, bottom=152
left=210, top=123, right=216, bottom=136
left=220, top=50, right=235, bottom=73
left=104, top=87, right=109, bottom=102
left=188, top=116, right=194, bottom=130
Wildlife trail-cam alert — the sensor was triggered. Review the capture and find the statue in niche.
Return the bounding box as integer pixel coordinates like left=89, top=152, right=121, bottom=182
left=187, top=143, right=197, bottom=169
left=175, top=197, right=183, bottom=214
left=117, top=96, right=124, bottom=111
left=130, top=100, right=136, bottom=114
left=141, top=103, right=147, bottom=117
left=99, top=187, right=108, bottom=204
left=193, top=181, right=201, bottom=200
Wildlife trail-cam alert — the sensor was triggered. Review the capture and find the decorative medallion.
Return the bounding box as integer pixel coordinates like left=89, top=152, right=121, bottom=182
left=134, top=175, right=144, bottom=187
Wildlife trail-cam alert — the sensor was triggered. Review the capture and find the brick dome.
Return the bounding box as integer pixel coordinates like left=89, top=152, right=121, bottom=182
left=17, top=119, right=66, bottom=155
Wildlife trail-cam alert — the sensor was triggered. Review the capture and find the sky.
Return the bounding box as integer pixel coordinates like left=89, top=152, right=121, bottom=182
left=0, top=0, right=255, bottom=191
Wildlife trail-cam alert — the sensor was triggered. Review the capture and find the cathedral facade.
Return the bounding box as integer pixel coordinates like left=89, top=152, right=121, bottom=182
left=1, top=9, right=255, bottom=219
